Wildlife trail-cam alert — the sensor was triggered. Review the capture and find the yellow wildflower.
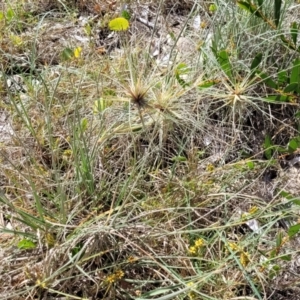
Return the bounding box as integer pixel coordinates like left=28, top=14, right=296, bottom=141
left=240, top=251, right=250, bottom=267
left=189, top=246, right=197, bottom=254
left=127, top=256, right=138, bottom=263
left=187, top=282, right=196, bottom=300
left=206, top=163, right=214, bottom=172
left=228, top=242, right=239, bottom=252
left=194, top=238, right=204, bottom=248
left=249, top=206, right=258, bottom=214
left=104, top=269, right=124, bottom=284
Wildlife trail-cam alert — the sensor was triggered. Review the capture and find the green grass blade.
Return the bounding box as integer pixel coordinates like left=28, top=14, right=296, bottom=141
left=291, top=22, right=298, bottom=46
left=274, top=0, right=282, bottom=28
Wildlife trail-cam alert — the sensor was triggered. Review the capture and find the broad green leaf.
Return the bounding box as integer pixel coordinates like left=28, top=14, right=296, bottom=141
left=288, top=223, right=300, bottom=238
left=250, top=53, right=262, bottom=71
left=274, top=0, right=282, bottom=28
left=217, top=49, right=233, bottom=80
left=266, top=95, right=289, bottom=102
left=6, top=8, right=14, bottom=21
left=290, top=58, right=300, bottom=87
left=278, top=70, right=288, bottom=86
left=288, top=138, right=299, bottom=152
left=17, top=239, right=36, bottom=250
left=108, top=17, right=129, bottom=31
left=291, top=22, right=298, bottom=46
left=61, top=47, right=74, bottom=61
left=258, top=72, right=277, bottom=89
left=284, top=83, right=298, bottom=93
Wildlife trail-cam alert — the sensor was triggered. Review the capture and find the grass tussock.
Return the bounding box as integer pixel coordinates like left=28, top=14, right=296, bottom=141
left=1, top=0, right=300, bottom=299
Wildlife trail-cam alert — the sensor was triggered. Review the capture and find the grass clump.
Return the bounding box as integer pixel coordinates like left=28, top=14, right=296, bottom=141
left=1, top=0, right=300, bottom=299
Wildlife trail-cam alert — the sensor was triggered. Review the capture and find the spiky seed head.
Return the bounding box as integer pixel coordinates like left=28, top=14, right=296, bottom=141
left=126, top=83, right=149, bottom=108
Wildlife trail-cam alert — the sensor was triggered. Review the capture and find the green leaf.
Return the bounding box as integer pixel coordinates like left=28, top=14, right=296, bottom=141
left=247, top=161, right=254, bottom=169
left=288, top=138, right=300, bottom=152
left=175, top=73, right=189, bottom=88
left=217, top=49, right=233, bottom=80
left=257, top=0, right=264, bottom=6
left=290, top=58, right=300, bottom=89
left=237, top=1, right=263, bottom=18
left=250, top=53, right=262, bottom=71
left=17, top=239, right=36, bottom=250
left=171, top=156, right=187, bottom=162
left=121, top=10, right=131, bottom=20
left=61, top=47, right=74, bottom=61
left=209, top=4, right=217, bottom=12
left=291, top=22, right=298, bottom=46
left=84, top=23, right=92, bottom=36
left=278, top=70, right=288, bottom=87
left=276, top=231, right=283, bottom=248
left=288, top=223, right=300, bottom=238
left=293, top=199, right=300, bottom=206
left=6, top=8, right=15, bottom=22
left=108, top=17, right=129, bottom=31
left=284, top=83, right=299, bottom=93
left=80, top=118, right=88, bottom=132
left=257, top=72, right=277, bottom=89
left=274, top=0, right=282, bottom=28
left=176, top=63, right=190, bottom=75
left=198, top=80, right=217, bottom=89
left=263, top=134, right=273, bottom=159
left=237, top=1, right=251, bottom=12
left=280, top=191, right=300, bottom=205
left=280, top=254, right=292, bottom=261
left=265, top=95, right=289, bottom=102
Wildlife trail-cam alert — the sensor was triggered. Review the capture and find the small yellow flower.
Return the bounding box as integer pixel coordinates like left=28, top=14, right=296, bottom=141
left=228, top=242, right=239, bottom=252
left=114, top=269, right=124, bottom=280
left=63, top=149, right=73, bottom=160
left=104, top=269, right=124, bottom=285
left=36, top=279, right=47, bottom=289
left=189, top=246, right=197, bottom=254
left=127, top=256, right=138, bottom=263
left=194, top=238, right=204, bottom=248
left=187, top=282, right=196, bottom=299
left=249, top=206, right=258, bottom=214
left=206, top=163, right=214, bottom=172
left=240, top=251, right=250, bottom=267
left=189, top=238, right=205, bottom=255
